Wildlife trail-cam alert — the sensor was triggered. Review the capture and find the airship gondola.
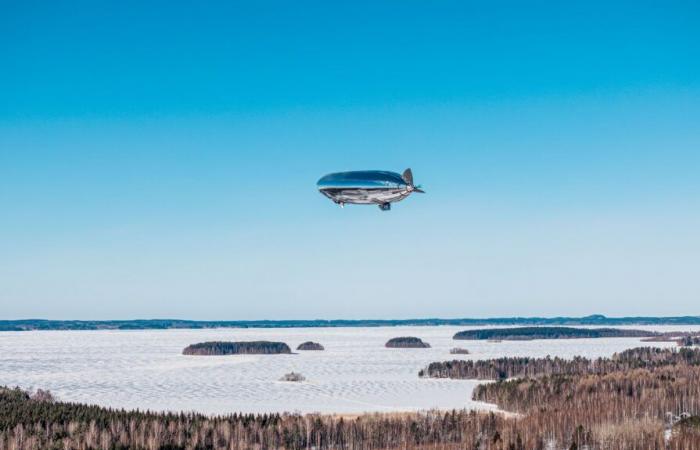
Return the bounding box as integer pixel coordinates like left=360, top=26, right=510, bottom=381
left=317, top=168, right=424, bottom=211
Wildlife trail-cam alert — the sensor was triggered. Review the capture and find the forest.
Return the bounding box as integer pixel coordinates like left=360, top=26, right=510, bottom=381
left=420, top=347, right=700, bottom=379
left=472, top=354, right=700, bottom=448
left=181, top=341, right=291, bottom=355
left=452, top=326, right=658, bottom=340
left=2, top=347, right=700, bottom=449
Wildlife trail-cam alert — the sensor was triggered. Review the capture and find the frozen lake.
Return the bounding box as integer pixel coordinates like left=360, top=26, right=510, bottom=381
left=1, top=325, right=697, bottom=415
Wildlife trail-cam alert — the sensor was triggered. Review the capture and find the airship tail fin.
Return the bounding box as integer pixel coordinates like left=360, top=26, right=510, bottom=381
left=402, top=168, right=414, bottom=185
left=402, top=168, right=425, bottom=193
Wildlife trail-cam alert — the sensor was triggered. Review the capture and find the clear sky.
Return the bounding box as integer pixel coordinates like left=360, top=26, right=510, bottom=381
left=1, top=1, right=699, bottom=320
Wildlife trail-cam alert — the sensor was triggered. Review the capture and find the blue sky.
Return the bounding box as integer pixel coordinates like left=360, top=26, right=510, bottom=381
left=1, top=1, right=698, bottom=319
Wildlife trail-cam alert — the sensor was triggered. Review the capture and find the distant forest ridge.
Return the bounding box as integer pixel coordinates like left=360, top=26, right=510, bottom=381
left=2, top=314, right=700, bottom=331
left=453, top=326, right=658, bottom=340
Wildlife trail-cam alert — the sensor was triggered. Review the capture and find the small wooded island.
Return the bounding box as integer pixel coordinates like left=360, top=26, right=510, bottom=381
left=296, top=341, right=324, bottom=351
left=280, top=372, right=306, bottom=382
left=182, top=341, right=292, bottom=355
left=453, top=326, right=658, bottom=341
left=385, top=336, right=431, bottom=348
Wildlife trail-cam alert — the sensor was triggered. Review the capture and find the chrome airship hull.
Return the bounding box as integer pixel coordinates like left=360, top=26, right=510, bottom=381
left=317, top=168, right=423, bottom=210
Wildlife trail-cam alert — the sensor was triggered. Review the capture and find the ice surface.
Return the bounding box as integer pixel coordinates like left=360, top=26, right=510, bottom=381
left=0, top=325, right=696, bottom=415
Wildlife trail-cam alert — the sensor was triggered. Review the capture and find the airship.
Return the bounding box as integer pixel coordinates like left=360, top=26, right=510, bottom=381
left=317, top=168, right=424, bottom=210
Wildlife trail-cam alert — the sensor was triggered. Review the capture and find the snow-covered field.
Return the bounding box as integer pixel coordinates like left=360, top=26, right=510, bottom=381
left=1, top=325, right=697, bottom=415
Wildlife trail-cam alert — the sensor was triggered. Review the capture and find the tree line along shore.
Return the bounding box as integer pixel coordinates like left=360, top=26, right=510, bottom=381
left=3, top=346, right=700, bottom=449
left=419, top=347, right=700, bottom=380
left=4, top=314, right=700, bottom=331
left=452, top=326, right=658, bottom=340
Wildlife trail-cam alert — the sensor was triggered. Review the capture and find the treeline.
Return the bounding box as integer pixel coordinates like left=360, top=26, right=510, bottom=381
left=420, top=355, right=592, bottom=380
left=182, top=341, right=292, bottom=355
left=4, top=314, right=700, bottom=331
left=420, top=347, right=700, bottom=380
left=452, top=326, right=658, bottom=340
